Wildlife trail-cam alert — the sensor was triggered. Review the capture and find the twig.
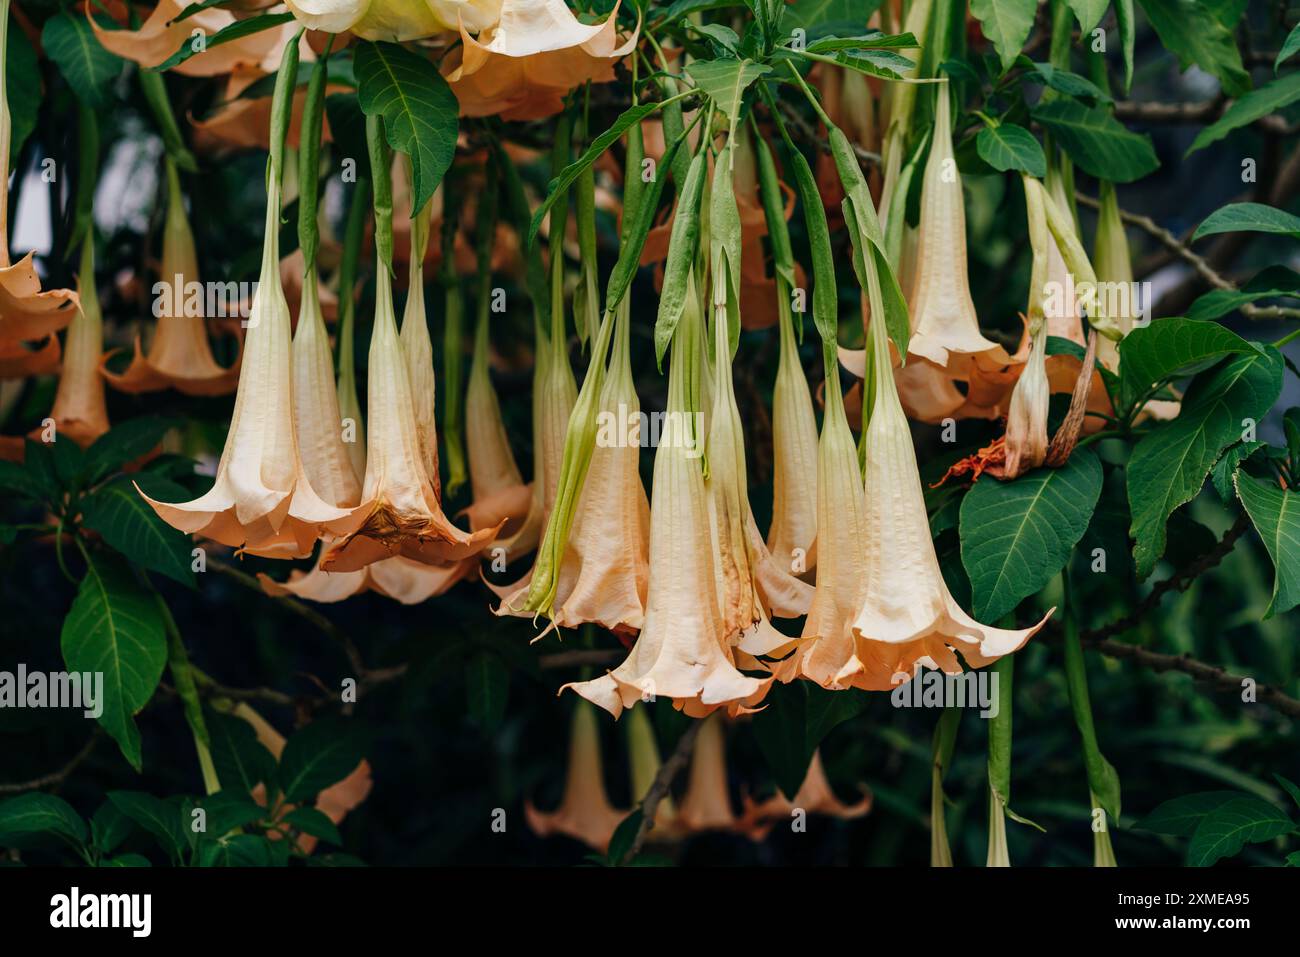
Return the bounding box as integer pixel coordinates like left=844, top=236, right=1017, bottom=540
left=1076, top=191, right=1300, bottom=321
left=1113, top=98, right=1291, bottom=135
left=0, top=730, right=101, bottom=794
left=621, top=718, right=702, bottom=864
left=776, top=100, right=880, bottom=167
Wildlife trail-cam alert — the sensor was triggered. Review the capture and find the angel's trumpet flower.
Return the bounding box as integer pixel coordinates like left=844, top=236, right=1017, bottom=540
left=525, top=699, right=628, bottom=852
left=444, top=0, right=638, bottom=120
left=1092, top=181, right=1138, bottom=371
left=398, top=160, right=440, bottom=497
left=907, top=86, right=1010, bottom=375
left=755, top=135, right=817, bottom=578
left=103, top=160, right=241, bottom=396
left=563, top=300, right=770, bottom=719
left=192, top=64, right=336, bottom=155
left=852, top=255, right=1051, bottom=681
left=773, top=356, right=872, bottom=689
left=45, top=239, right=108, bottom=447
left=492, top=301, right=649, bottom=637
left=674, top=714, right=748, bottom=834
left=322, top=117, right=501, bottom=572
left=91, top=0, right=292, bottom=76
left=286, top=0, right=500, bottom=40
left=460, top=183, right=531, bottom=539
left=741, top=750, right=871, bottom=832
left=142, top=41, right=351, bottom=557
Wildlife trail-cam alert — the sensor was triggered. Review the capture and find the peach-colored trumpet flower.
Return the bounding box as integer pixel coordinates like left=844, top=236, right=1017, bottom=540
left=141, top=134, right=351, bottom=557
left=103, top=160, right=241, bottom=396
left=285, top=0, right=501, bottom=40
left=524, top=699, right=628, bottom=852
left=444, top=0, right=638, bottom=120
left=192, top=63, right=337, bottom=155
left=492, top=301, right=649, bottom=637
left=321, top=145, right=501, bottom=571
left=91, top=0, right=292, bottom=76
left=907, top=86, right=1010, bottom=375
left=673, top=714, right=750, bottom=835
left=772, top=360, right=873, bottom=689
left=44, top=239, right=109, bottom=447
left=0, top=333, right=59, bottom=377
left=564, top=303, right=770, bottom=719
left=741, top=750, right=871, bottom=831
left=850, top=261, right=1051, bottom=681
left=398, top=166, right=441, bottom=496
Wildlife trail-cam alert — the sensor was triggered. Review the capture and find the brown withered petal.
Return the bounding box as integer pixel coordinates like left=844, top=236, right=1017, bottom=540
left=0, top=253, right=78, bottom=343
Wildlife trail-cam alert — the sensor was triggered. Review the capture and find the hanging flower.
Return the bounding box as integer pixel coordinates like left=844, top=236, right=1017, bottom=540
left=191, top=63, right=339, bottom=155
left=91, top=0, right=293, bottom=76
left=285, top=0, right=500, bottom=40
left=563, top=301, right=770, bottom=719
left=493, top=303, right=649, bottom=637
left=672, top=714, right=751, bottom=835
left=741, top=750, right=871, bottom=832
left=906, top=86, right=1010, bottom=376
left=444, top=0, right=638, bottom=120
left=103, top=160, right=241, bottom=396
left=851, top=256, right=1051, bottom=682
left=141, top=45, right=352, bottom=558
left=524, top=699, right=628, bottom=852
left=45, top=239, right=109, bottom=447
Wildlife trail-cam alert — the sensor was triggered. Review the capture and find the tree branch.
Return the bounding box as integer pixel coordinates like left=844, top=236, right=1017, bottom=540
left=0, top=730, right=101, bottom=794
left=621, top=718, right=701, bottom=864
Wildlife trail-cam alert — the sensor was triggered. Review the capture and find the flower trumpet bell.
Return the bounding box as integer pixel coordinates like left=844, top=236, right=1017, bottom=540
left=906, top=85, right=1010, bottom=375
left=525, top=699, right=628, bottom=853
left=285, top=0, right=501, bottom=40
left=91, top=0, right=291, bottom=76
left=141, top=137, right=351, bottom=557
left=45, top=239, right=109, bottom=447
left=772, top=355, right=872, bottom=689
left=851, top=262, right=1051, bottom=682
left=673, top=714, right=752, bottom=835
left=740, top=750, right=871, bottom=832
left=103, top=160, right=241, bottom=396
left=563, top=302, right=770, bottom=719
left=493, top=301, right=650, bottom=638
left=320, top=261, right=502, bottom=571
left=444, top=0, right=639, bottom=120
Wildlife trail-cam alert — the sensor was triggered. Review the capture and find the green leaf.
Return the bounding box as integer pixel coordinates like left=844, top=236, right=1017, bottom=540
left=1210, top=440, right=1264, bottom=502
left=107, top=792, right=184, bottom=861
left=975, top=123, right=1046, bottom=176
left=818, top=48, right=916, bottom=80
left=84, top=418, right=181, bottom=485
left=278, top=718, right=365, bottom=803
left=0, top=793, right=88, bottom=850
left=152, top=11, right=294, bottom=73
left=6, top=19, right=40, bottom=165
left=1138, top=0, right=1250, bottom=97
left=1135, top=791, right=1241, bottom=836
left=685, top=58, right=771, bottom=128
left=654, top=151, right=707, bottom=367
left=41, top=12, right=123, bottom=110
left=61, top=557, right=168, bottom=771
left=198, top=833, right=274, bottom=867
left=90, top=801, right=134, bottom=855
left=1189, top=70, right=1300, bottom=155
left=196, top=792, right=268, bottom=837
left=353, top=41, right=459, bottom=217
left=1186, top=796, right=1296, bottom=866
left=606, top=810, right=643, bottom=865
left=805, top=31, right=919, bottom=53
left=80, top=476, right=196, bottom=587
left=960, top=449, right=1103, bottom=621
left=282, top=807, right=342, bottom=846
left=1275, top=775, right=1300, bottom=811
left=528, top=101, right=660, bottom=249
left=1115, top=0, right=1136, bottom=92
left=0, top=460, right=47, bottom=502
left=969, top=0, right=1037, bottom=72
left=465, top=653, right=509, bottom=729
left=1127, top=349, right=1284, bottom=579
left=1117, top=317, right=1255, bottom=409
left=102, top=853, right=152, bottom=867
left=207, top=711, right=277, bottom=792
left=1234, top=473, right=1300, bottom=618
left=1030, top=100, right=1159, bottom=183
left=1187, top=286, right=1299, bottom=321
left=1024, top=62, right=1112, bottom=102
left=752, top=683, right=864, bottom=798
left=1065, top=0, right=1108, bottom=34
left=782, top=0, right=886, bottom=39
left=1193, top=202, right=1300, bottom=241
left=1277, top=22, right=1300, bottom=72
